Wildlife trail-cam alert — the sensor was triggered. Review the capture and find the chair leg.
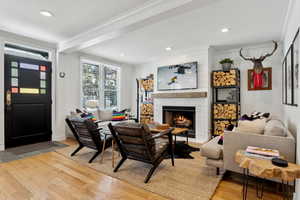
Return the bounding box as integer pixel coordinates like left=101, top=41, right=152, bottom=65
left=89, top=151, right=101, bottom=163
left=170, top=148, right=175, bottom=166
left=144, top=163, right=159, bottom=183
left=71, top=145, right=83, bottom=156
left=113, top=157, right=127, bottom=172
left=216, top=167, right=220, bottom=175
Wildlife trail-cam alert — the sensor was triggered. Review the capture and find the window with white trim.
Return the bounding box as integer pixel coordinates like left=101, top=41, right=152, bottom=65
left=81, top=60, right=120, bottom=110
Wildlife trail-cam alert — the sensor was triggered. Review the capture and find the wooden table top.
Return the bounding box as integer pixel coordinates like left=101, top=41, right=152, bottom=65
left=149, top=127, right=189, bottom=135
left=235, top=150, right=300, bottom=182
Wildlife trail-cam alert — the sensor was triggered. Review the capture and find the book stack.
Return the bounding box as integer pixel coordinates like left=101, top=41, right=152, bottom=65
left=245, top=146, right=280, bottom=160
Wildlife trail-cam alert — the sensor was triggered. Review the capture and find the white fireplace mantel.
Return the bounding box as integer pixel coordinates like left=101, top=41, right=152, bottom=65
left=154, top=97, right=210, bottom=143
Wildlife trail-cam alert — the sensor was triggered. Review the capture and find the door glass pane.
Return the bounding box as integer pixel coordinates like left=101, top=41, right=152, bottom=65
left=40, top=66, right=46, bottom=71
left=20, top=88, right=39, bottom=94
left=40, top=80, right=46, bottom=88
left=40, top=72, right=46, bottom=80
left=11, top=78, right=18, bottom=87
left=11, top=61, right=18, bottom=68
left=20, top=63, right=39, bottom=70
left=11, top=68, right=18, bottom=77
left=40, top=89, right=46, bottom=94
left=11, top=87, right=19, bottom=93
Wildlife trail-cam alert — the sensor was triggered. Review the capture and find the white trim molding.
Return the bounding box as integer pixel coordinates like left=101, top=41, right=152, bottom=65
left=0, top=37, right=5, bottom=150
left=52, top=135, right=66, bottom=142
left=58, top=0, right=193, bottom=53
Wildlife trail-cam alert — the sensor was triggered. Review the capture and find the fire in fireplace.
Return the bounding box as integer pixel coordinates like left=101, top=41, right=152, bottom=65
left=162, top=106, right=195, bottom=138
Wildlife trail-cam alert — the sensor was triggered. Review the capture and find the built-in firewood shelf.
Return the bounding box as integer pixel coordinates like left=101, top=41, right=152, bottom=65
left=152, top=92, right=207, bottom=99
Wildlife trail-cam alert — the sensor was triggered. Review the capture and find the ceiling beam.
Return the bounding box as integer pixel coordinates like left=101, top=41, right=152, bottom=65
left=58, top=0, right=194, bottom=53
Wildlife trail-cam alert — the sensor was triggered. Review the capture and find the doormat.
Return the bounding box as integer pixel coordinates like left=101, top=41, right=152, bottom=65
left=0, top=141, right=68, bottom=163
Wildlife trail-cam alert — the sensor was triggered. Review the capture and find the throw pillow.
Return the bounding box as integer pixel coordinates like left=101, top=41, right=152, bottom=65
left=264, top=119, right=287, bottom=137
left=98, top=109, right=113, bottom=121
left=235, top=118, right=267, bottom=134
left=112, top=111, right=126, bottom=121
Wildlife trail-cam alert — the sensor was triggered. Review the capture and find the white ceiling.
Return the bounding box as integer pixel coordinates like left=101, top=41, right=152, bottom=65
left=82, top=0, right=289, bottom=64
left=0, top=0, right=289, bottom=64
left=0, top=0, right=150, bottom=42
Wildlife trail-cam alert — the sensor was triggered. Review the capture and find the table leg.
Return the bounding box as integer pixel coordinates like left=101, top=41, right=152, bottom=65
left=100, top=135, right=107, bottom=163
left=256, top=178, right=265, bottom=199
left=186, top=131, right=188, bottom=144
left=112, top=140, right=115, bottom=168
left=282, top=180, right=292, bottom=200
left=174, top=135, right=177, bottom=144
left=242, top=168, right=249, bottom=200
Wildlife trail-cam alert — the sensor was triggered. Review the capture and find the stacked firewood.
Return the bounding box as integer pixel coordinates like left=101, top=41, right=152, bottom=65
left=141, top=103, right=153, bottom=115
left=214, top=120, right=237, bottom=135
left=141, top=79, right=154, bottom=91
left=140, top=116, right=153, bottom=124
left=212, top=70, right=237, bottom=87
left=213, top=104, right=237, bottom=120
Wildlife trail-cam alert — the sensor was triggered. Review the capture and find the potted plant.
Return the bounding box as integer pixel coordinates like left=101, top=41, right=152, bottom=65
left=219, top=58, right=234, bottom=71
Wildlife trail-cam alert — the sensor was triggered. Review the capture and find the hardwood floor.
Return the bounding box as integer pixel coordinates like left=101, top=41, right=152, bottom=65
left=0, top=140, right=283, bottom=200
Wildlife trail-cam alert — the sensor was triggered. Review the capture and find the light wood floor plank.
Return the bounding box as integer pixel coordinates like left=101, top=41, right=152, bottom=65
left=0, top=141, right=283, bottom=200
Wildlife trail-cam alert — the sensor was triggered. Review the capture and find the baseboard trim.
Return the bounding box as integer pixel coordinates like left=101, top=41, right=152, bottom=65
left=52, top=135, right=66, bottom=141
left=0, top=144, right=4, bottom=151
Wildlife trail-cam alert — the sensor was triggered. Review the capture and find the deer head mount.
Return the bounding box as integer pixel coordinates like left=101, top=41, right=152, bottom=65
left=239, top=41, right=278, bottom=73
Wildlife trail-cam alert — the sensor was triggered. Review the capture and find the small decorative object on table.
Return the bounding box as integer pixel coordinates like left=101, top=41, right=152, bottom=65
left=219, top=58, right=234, bottom=71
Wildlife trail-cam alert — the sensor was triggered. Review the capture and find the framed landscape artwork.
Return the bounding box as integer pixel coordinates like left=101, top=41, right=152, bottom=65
left=248, top=68, right=272, bottom=90
left=292, top=28, right=299, bottom=106
left=157, top=62, right=198, bottom=91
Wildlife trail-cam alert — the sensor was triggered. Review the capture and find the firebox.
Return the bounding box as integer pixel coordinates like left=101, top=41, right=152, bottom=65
left=162, top=106, right=195, bottom=138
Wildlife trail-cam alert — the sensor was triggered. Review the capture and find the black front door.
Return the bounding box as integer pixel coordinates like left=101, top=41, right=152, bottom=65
left=4, top=54, right=52, bottom=148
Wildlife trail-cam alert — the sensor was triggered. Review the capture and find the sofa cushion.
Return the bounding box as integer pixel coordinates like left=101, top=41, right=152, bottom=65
left=98, top=109, right=113, bottom=121
left=201, top=136, right=223, bottom=160
left=264, top=119, right=287, bottom=137
left=235, top=118, right=266, bottom=135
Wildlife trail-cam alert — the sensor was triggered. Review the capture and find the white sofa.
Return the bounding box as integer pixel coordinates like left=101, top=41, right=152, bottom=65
left=201, top=118, right=296, bottom=175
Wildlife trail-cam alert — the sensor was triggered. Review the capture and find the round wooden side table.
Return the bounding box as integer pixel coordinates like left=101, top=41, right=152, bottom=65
left=235, top=150, right=300, bottom=200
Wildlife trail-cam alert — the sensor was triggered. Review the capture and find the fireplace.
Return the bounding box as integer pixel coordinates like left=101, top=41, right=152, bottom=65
left=162, top=106, right=196, bottom=138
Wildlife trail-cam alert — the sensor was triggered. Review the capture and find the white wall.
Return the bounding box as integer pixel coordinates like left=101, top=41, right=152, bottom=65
left=213, top=43, right=284, bottom=117
left=282, top=0, right=300, bottom=198
left=132, top=47, right=212, bottom=138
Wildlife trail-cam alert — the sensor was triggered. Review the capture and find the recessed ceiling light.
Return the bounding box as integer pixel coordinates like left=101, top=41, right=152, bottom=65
left=40, top=10, right=53, bottom=17
left=120, top=53, right=125, bottom=57
left=221, top=28, right=230, bottom=33
left=165, top=47, right=172, bottom=51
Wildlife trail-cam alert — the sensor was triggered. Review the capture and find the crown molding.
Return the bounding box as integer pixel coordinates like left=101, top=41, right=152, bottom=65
left=58, top=0, right=194, bottom=53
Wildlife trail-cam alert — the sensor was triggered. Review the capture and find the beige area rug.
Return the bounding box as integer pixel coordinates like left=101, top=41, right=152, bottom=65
left=56, top=145, right=222, bottom=200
